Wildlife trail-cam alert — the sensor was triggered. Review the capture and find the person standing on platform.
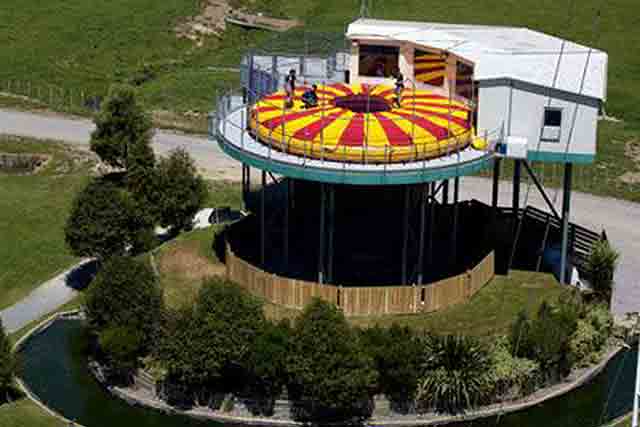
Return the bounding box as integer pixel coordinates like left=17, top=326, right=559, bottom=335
left=285, top=69, right=297, bottom=109
left=394, top=72, right=405, bottom=107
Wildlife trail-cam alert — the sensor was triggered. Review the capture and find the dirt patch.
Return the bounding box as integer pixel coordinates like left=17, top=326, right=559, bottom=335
left=159, top=243, right=225, bottom=282
left=0, top=153, right=50, bottom=174
left=625, top=138, right=640, bottom=163
left=174, top=0, right=301, bottom=47
left=175, top=0, right=231, bottom=47
left=619, top=139, right=640, bottom=184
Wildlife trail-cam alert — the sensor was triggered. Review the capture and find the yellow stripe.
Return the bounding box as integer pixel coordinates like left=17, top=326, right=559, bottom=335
left=415, top=62, right=446, bottom=71
left=311, top=110, right=354, bottom=149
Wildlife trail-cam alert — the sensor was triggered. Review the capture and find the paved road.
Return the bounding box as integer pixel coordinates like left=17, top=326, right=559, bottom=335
left=0, top=108, right=638, bottom=321
left=0, top=108, right=241, bottom=181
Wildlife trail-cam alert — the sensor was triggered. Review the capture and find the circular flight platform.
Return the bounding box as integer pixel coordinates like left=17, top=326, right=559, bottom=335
left=249, top=83, right=476, bottom=163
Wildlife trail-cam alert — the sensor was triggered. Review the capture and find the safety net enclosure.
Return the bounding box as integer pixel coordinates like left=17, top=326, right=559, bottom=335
left=249, top=83, right=479, bottom=163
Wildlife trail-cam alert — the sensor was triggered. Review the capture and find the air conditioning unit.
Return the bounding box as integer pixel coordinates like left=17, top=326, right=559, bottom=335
left=495, top=136, right=528, bottom=159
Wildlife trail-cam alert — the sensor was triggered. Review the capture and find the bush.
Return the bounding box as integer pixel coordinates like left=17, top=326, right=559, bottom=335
left=360, top=324, right=424, bottom=412
left=158, top=278, right=265, bottom=403
left=65, top=178, right=154, bottom=260
left=489, top=337, right=539, bottom=399
left=85, top=256, right=162, bottom=354
left=0, top=320, right=18, bottom=403
left=287, top=299, right=378, bottom=423
left=568, top=304, right=613, bottom=367
left=150, top=148, right=209, bottom=234
left=417, top=334, right=493, bottom=414
left=587, top=240, right=619, bottom=303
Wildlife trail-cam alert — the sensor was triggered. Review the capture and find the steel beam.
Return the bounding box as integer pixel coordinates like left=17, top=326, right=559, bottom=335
left=318, top=183, right=326, bottom=284
left=401, top=185, right=410, bottom=285
left=560, top=163, right=573, bottom=284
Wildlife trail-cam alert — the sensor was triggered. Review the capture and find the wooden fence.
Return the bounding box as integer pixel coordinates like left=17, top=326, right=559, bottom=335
left=226, top=244, right=494, bottom=316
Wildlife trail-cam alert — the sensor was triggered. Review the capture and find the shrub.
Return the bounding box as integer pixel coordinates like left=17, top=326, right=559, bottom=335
left=65, top=178, right=154, bottom=260
left=587, top=240, right=619, bottom=303
left=510, top=298, right=583, bottom=380
left=0, top=319, right=18, bottom=403
left=417, top=334, right=493, bottom=414
left=287, top=299, right=378, bottom=423
left=90, top=84, right=154, bottom=175
left=568, top=304, right=613, bottom=367
left=85, top=256, right=162, bottom=354
left=158, top=279, right=265, bottom=402
left=150, top=148, right=209, bottom=234
left=489, top=337, right=539, bottom=399
left=360, top=324, right=424, bottom=412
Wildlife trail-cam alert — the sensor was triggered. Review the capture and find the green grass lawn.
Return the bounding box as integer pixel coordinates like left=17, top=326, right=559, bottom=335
left=0, top=399, right=65, bottom=427
left=350, top=270, right=567, bottom=335
left=0, top=136, right=93, bottom=310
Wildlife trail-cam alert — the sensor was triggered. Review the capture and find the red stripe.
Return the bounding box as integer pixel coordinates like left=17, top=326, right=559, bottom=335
left=292, top=110, right=348, bottom=141
left=331, top=83, right=354, bottom=96
left=418, top=76, right=445, bottom=86
left=402, top=93, right=446, bottom=101
left=410, top=107, right=470, bottom=129
left=377, top=88, right=395, bottom=98
left=262, top=94, right=303, bottom=101
left=386, top=111, right=448, bottom=139
left=374, top=114, right=412, bottom=146
left=405, top=101, right=471, bottom=112
left=415, top=65, right=446, bottom=72
left=261, top=108, right=329, bottom=130
left=253, top=106, right=280, bottom=114
left=338, top=114, right=365, bottom=146
left=415, top=58, right=446, bottom=64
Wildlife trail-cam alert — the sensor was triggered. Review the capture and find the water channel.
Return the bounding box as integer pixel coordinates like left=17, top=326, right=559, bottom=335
left=20, top=319, right=636, bottom=427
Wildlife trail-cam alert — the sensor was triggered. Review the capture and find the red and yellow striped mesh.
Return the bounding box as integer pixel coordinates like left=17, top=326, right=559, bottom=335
left=414, top=52, right=447, bottom=86
left=249, top=83, right=474, bottom=163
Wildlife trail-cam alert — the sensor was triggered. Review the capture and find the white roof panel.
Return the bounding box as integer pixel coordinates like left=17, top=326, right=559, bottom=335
left=347, top=19, right=607, bottom=100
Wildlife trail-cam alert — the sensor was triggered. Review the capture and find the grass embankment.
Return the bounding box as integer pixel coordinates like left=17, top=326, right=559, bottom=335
left=0, top=399, right=65, bottom=427
left=157, top=227, right=565, bottom=334
left=0, top=136, right=93, bottom=310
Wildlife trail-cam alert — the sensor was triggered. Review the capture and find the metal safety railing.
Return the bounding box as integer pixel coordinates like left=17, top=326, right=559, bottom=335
left=212, top=57, right=505, bottom=169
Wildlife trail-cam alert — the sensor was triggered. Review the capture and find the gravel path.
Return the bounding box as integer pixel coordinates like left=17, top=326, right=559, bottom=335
left=0, top=108, right=637, bottom=325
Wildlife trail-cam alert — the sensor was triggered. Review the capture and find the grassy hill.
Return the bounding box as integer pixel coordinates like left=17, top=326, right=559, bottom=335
left=1, top=0, right=638, bottom=119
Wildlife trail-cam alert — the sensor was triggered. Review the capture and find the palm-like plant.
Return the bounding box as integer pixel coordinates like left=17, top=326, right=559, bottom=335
left=417, top=335, right=493, bottom=414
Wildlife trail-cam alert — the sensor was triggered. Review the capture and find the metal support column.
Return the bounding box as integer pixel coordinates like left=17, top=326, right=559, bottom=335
left=492, top=158, right=501, bottom=210
left=284, top=178, right=289, bottom=271
left=327, top=185, right=335, bottom=284
left=318, top=183, right=326, bottom=284
left=401, top=185, right=410, bottom=285
left=417, top=184, right=427, bottom=285
left=442, top=180, right=449, bottom=204
left=512, top=159, right=521, bottom=238
left=513, top=159, right=521, bottom=213
left=560, top=163, right=573, bottom=284
left=452, top=176, right=460, bottom=267
left=260, top=170, right=266, bottom=267
left=426, top=182, right=436, bottom=276
left=241, top=164, right=247, bottom=210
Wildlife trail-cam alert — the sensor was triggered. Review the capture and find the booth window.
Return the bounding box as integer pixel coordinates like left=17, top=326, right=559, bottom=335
left=455, top=61, right=474, bottom=99
left=541, top=107, right=563, bottom=142
left=358, top=45, right=399, bottom=78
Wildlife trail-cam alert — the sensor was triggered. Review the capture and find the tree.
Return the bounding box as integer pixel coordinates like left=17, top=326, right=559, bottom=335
left=84, top=256, right=163, bottom=354
left=90, top=84, right=154, bottom=177
left=157, top=278, right=264, bottom=404
left=151, top=148, right=208, bottom=233
left=0, top=319, right=17, bottom=403
left=587, top=239, right=619, bottom=303
left=65, top=178, right=155, bottom=260
left=98, top=326, right=145, bottom=383
left=287, top=299, right=378, bottom=423
left=243, top=320, right=292, bottom=415
left=360, top=324, right=424, bottom=412
left=417, top=334, right=493, bottom=414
